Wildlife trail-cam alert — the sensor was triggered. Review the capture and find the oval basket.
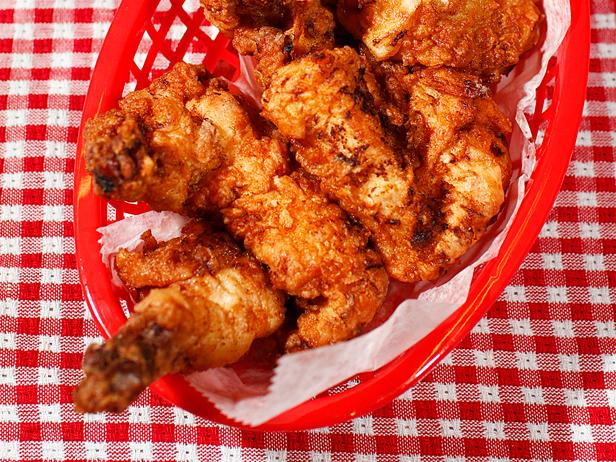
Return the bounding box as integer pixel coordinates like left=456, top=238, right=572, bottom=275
left=73, top=0, right=590, bottom=430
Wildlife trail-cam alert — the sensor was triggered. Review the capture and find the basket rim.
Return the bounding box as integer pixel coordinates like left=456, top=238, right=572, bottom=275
left=73, top=0, right=590, bottom=430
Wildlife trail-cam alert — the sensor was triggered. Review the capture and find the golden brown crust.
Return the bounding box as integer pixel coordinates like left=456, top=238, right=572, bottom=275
left=187, top=86, right=389, bottom=349
left=114, top=221, right=262, bottom=289
left=185, top=86, right=290, bottom=212
left=224, top=171, right=388, bottom=349
left=84, top=63, right=389, bottom=351
left=263, top=48, right=420, bottom=280
left=74, top=222, right=285, bottom=413
left=74, top=222, right=284, bottom=412
left=201, top=0, right=289, bottom=33
left=233, top=26, right=289, bottom=88
left=287, top=0, right=336, bottom=56
left=225, top=0, right=335, bottom=87
left=83, top=63, right=215, bottom=214
left=263, top=48, right=512, bottom=281
left=337, top=0, right=541, bottom=78
left=405, top=67, right=513, bottom=272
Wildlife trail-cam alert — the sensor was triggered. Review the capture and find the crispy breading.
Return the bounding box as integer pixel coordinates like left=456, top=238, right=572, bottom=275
left=74, top=222, right=285, bottom=413
left=84, top=63, right=389, bottom=350
left=406, top=66, right=513, bottom=268
left=184, top=83, right=290, bottom=212
left=232, top=26, right=288, bottom=88
left=201, top=0, right=288, bottom=34
left=337, top=0, right=541, bottom=78
left=83, top=65, right=287, bottom=217
left=263, top=48, right=418, bottom=280
left=83, top=63, right=214, bottom=214
left=223, top=171, right=388, bottom=349
left=187, top=86, right=388, bottom=349
left=263, top=47, right=512, bottom=281
left=201, top=0, right=335, bottom=87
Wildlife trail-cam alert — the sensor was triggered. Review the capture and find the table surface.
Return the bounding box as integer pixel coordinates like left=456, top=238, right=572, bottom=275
left=1, top=0, right=615, bottom=460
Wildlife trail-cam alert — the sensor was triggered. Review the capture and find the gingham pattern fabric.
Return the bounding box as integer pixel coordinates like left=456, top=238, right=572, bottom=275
left=0, top=0, right=615, bottom=460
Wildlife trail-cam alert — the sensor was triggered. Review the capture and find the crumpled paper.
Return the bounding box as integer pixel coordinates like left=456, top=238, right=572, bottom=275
left=98, top=211, right=190, bottom=287
left=98, top=0, right=571, bottom=426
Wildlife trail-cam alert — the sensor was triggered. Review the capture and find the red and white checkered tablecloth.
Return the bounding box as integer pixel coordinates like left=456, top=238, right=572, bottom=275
left=0, top=0, right=615, bottom=460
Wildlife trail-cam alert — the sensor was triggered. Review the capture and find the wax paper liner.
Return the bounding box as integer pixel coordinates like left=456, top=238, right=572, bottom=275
left=97, top=0, right=571, bottom=426
left=97, top=211, right=190, bottom=287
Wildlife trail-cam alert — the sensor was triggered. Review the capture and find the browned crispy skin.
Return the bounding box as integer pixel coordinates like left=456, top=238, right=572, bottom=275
left=83, top=63, right=214, bottom=214
left=263, top=48, right=418, bottom=280
left=200, top=0, right=334, bottom=48
left=232, top=26, right=288, bottom=88
left=74, top=222, right=285, bottom=413
left=337, top=0, right=541, bottom=79
left=201, top=0, right=335, bottom=87
left=224, top=171, right=387, bottom=349
left=201, top=0, right=288, bottom=33
left=184, top=82, right=290, bottom=214
left=84, top=63, right=389, bottom=350
left=406, top=66, right=513, bottom=267
left=188, top=86, right=388, bottom=349
left=286, top=0, right=336, bottom=57
left=263, top=47, right=512, bottom=281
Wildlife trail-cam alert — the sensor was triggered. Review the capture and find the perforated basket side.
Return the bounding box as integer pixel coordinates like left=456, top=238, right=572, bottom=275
left=129, top=0, right=240, bottom=89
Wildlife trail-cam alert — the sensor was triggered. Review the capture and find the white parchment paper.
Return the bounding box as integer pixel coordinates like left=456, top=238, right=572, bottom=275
left=98, top=0, right=571, bottom=426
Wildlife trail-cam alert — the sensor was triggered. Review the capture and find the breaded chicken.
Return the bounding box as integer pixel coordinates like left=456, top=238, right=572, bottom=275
left=74, top=222, right=285, bottom=413
left=184, top=84, right=388, bottom=350
left=84, top=63, right=389, bottom=350
left=201, top=0, right=335, bottom=87
left=223, top=171, right=387, bottom=349
left=232, top=26, right=288, bottom=88
left=83, top=64, right=287, bottom=217
left=201, top=0, right=288, bottom=33
left=406, top=66, right=513, bottom=267
left=263, top=47, right=511, bottom=281
left=84, top=63, right=212, bottom=213
left=263, top=48, right=419, bottom=280
left=337, top=0, right=541, bottom=79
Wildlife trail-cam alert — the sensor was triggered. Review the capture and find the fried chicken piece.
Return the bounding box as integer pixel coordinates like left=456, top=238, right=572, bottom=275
left=263, top=47, right=418, bottom=280
left=224, top=171, right=387, bottom=349
left=232, top=3, right=335, bottom=87
left=83, top=64, right=283, bottom=217
left=187, top=86, right=388, bottom=349
left=84, top=63, right=389, bottom=350
left=201, top=0, right=335, bottom=87
left=201, top=0, right=288, bottom=33
left=83, top=63, right=215, bottom=214
left=74, top=222, right=285, bottom=413
left=232, top=27, right=288, bottom=88
left=184, top=80, right=290, bottom=213
left=406, top=66, right=513, bottom=267
left=263, top=47, right=512, bottom=281
left=337, top=0, right=541, bottom=79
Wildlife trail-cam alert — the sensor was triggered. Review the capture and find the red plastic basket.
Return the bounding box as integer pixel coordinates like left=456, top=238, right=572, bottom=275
left=73, top=0, right=590, bottom=430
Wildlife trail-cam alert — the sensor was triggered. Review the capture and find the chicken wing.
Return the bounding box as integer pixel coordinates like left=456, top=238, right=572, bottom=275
left=406, top=66, right=513, bottom=265
left=83, top=63, right=222, bottom=214
left=74, top=221, right=285, bottom=412
left=84, top=63, right=389, bottom=350
left=263, top=47, right=511, bottom=281
left=223, top=171, right=387, bottom=350
left=337, top=0, right=541, bottom=79
left=201, top=0, right=335, bottom=87
left=200, top=0, right=288, bottom=34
